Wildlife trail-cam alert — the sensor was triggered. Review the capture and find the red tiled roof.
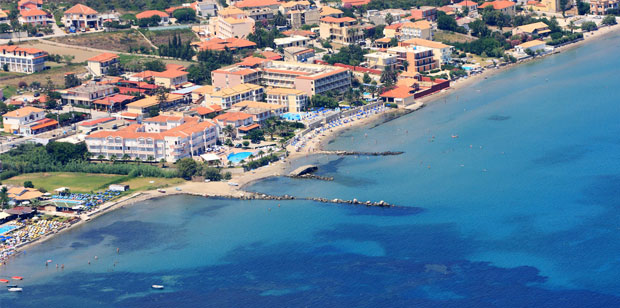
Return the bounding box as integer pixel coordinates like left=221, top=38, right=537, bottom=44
left=0, top=45, right=46, bottom=55
left=261, top=51, right=283, bottom=60
left=479, top=1, right=516, bottom=10
left=320, top=16, right=356, bottom=23
left=65, top=4, right=98, bottom=15
left=152, top=69, right=188, bottom=79
left=194, top=105, right=222, bottom=115
left=166, top=63, right=186, bottom=71
left=456, top=0, right=478, bottom=6
left=87, top=52, right=118, bottom=63
left=20, top=8, right=49, bottom=17
left=282, top=30, right=316, bottom=37
left=215, top=112, right=253, bottom=122
left=341, top=0, right=371, bottom=6
left=30, top=118, right=58, bottom=131
left=136, top=10, right=169, bottom=19
left=193, top=38, right=257, bottom=51
left=238, top=123, right=260, bottom=131
left=238, top=56, right=271, bottom=67
left=381, top=86, right=416, bottom=99
left=80, top=117, right=115, bottom=126
left=234, top=0, right=281, bottom=8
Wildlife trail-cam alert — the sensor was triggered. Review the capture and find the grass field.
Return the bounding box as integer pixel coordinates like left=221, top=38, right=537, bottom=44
left=434, top=30, right=477, bottom=44
left=4, top=172, right=184, bottom=193
left=2, top=85, right=17, bottom=99
left=0, top=63, right=86, bottom=88
left=142, top=28, right=198, bottom=46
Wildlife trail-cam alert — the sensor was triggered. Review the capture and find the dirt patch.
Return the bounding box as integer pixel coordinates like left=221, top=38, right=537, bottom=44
left=144, top=29, right=198, bottom=46
left=24, top=41, right=101, bottom=62
left=434, top=30, right=477, bottom=44
left=48, top=30, right=152, bottom=53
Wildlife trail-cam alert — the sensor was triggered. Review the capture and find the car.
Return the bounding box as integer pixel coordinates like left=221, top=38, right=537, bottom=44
left=55, top=106, right=63, bottom=110
left=35, top=33, right=44, bottom=37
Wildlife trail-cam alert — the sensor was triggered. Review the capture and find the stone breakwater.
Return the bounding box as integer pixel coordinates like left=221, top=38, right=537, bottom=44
left=288, top=174, right=334, bottom=181
left=319, top=151, right=405, bottom=156
left=202, top=192, right=396, bottom=208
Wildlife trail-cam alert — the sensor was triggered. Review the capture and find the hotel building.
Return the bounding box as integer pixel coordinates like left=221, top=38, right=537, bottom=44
left=85, top=116, right=218, bottom=162
left=265, top=87, right=309, bottom=112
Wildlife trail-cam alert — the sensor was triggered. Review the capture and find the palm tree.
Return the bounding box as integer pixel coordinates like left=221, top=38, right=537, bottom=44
left=147, top=155, right=155, bottom=162
left=569, top=20, right=575, bottom=33
left=248, top=154, right=254, bottom=161
left=223, top=125, right=235, bottom=140
left=0, top=187, right=8, bottom=209
left=121, top=154, right=130, bottom=161
left=160, top=158, right=166, bottom=168
left=110, top=155, right=117, bottom=164
left=134, top=156, right=141, bottom=164
left=97, top=154, right=105, bottom=162
left=257, top=150, right=265, bottom=158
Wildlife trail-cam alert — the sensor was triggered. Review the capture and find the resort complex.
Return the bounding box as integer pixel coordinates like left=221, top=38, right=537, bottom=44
left=0, top=0, right=618, bottom=303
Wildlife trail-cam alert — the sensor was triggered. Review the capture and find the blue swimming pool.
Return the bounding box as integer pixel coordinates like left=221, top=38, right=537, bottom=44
left=227, top=152, right=253, bottom=163
left=50, top=199, right=83, bottom=204
left=0, top=225, right=17, bottom=235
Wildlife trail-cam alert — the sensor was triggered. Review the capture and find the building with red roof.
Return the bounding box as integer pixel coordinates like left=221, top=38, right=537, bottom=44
left=87, top=53, right=119, bottom=77
left=85, top=116, right=218, bottom=162
left=19, top=8, right=51, bottom=26
left=0, top=45, right=47, bottom=73
left=234, top=0, right=281, bottom=21
left=63, top=4, right=101, bottom=29
left=479, top=1, right=516, bottom=15
left=342, top=0, right=371, bottom=6
left=192, top=38, right=257, bottom=51
left=135, top=10, right=170, bottom=24
left=319, top=16, right=364, bottom=46
left=18, top=0, right=43, bottom=11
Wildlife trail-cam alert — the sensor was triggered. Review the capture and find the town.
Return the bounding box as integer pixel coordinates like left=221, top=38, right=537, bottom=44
left=0, top=0, right=618, bottom=267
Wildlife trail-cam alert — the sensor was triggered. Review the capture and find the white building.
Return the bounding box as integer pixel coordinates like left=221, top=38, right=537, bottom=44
left=274, top=35, right=311, bottom=49
left=0, top=45, right=47, bottom=74
left=85, top=116, right=218, bottom=162
left=515, top=40, right=548, bottom=54
left=2, top=106, right=58, bottom=135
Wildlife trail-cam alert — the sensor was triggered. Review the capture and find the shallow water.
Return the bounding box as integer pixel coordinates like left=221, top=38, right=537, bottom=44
left=2, top=33, right=620, bottom=307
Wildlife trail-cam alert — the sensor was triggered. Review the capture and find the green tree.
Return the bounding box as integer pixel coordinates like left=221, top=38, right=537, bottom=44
left=64, top=74, right=80, bottom=89
left=437, top=12, right=458, bottom=31
left=24, top=180, right=34, bottom=188
left=0, top=187, right=8, bottom=209
left=385, top=13, right=394, bottom=25
left=363, top=72, right=372, bottom=84
left=602, top=15, right=617, bottom=26
left=173, top=8, right=196, bottom=23
left=581, top=21, right=597, bottom=32
left=177, top=158, right=198, bottom=179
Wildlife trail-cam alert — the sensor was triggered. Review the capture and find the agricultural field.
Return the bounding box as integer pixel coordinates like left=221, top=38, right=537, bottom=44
left=48, top=30, right=152, bottom=53
left=142, top=28, right=198, bottom=46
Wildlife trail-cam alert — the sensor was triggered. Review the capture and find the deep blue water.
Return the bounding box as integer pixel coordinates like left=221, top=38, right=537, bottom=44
left=2, top=33, right=620, bottom=307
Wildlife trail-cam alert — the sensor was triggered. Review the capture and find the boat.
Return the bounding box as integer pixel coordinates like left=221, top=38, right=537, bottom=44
left=151, top=285, right=164, bottom=289
left=8, top=287, right=22, bottom=292
left=0, top=279, right=8, bottom=283
left=11, top=276, right=23, bottom=280
left=157, top=189, right=166, bottom=193
left=6, top=285, right=17, bottom=288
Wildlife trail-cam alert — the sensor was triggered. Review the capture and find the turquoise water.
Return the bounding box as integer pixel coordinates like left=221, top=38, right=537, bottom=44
left=227, top=152, right=253, bottom=163
left=1, top=32, right=620, bottom=307
left=0, top=225, right=17, bottom=235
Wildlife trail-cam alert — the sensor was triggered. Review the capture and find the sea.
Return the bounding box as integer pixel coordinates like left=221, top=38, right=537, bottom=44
left=2, top=32, right=620, bottom=307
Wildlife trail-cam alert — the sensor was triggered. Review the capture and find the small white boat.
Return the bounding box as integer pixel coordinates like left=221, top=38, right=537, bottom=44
left=8, top=287, right=22, bottom=292
left=151, top=285, right=164, bottom=289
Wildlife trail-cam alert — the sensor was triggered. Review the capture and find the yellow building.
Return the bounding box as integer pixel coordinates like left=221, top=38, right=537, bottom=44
left=126, top=94, right=186, bottom=115
left=319, top=16, right=365, bottom=46
left=265, top=87, right=309, bottom=112
left=204, top=84, right=265, bottom=109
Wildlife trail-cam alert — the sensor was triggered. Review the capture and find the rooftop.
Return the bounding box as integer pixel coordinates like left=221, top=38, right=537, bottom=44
left=136, top=10, right=169, bottom=19
left=479, top=0, right=516, bottom=10
left=214, top=111, right=254, bottom=122
left=381, top=86, right=416, bottom=99
left=3, top=106, right=44, bottom=118
left=320, top=16, right=356, bottom=23
left=234, top=0, right=281, bottom=8
left=87, top=52, right=119, bottom=63
left=65, top=4, right=98, bottom=15
left=265, top=87, right=307, bottom=96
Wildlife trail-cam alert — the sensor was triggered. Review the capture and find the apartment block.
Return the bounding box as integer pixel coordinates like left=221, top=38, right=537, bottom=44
left=204, top=83, right=265, bottom=109
left=87, top=53, right=119, bottom=77
left=387, top=46, right=438, bottom=72
left=319, top=16, right=365, bottom=46
left=0, top=45, right=47, bottom=74
left=85, top=116, right=218, bottom=162
left=61, top=82, right=116, bottom=106
left=265, top=87, right=309, bottom=112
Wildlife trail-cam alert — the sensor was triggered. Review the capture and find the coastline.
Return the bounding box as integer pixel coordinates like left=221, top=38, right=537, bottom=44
left=10, top=24, right=620, bottom=257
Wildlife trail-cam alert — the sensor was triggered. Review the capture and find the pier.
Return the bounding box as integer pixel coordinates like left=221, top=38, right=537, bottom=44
left=316, top=151, right=404, bottom=156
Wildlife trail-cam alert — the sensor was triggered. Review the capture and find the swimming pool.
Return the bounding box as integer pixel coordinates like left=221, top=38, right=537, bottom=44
left=0, top=225, right=17, bottom=235
left=227, top=152, right=252, bottom=163
left=49, top=199, right=84, bottom=204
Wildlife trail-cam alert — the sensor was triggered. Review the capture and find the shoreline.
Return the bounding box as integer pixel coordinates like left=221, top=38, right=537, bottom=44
left=9, top=24, right=620, bottom=258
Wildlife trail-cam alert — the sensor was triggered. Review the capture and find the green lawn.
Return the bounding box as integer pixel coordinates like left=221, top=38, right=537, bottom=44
left=2, top=85, right=17, bottom=99
left=4, top=172, right=184, bottom=193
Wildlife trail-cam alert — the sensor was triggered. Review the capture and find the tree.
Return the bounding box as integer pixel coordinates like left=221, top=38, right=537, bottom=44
left=155, top=86, right=168, bottom=107
left=45, top=76, right=55, bottom=93
left=437, top=12, right=458, bottom=31
left=0, top=24, right=10, bottom=33
left=577, top=0, right=590, bottom=15
left=363, top=72, right=372, bottom=84
left=602, top=15, right=618, bottom=26
left=581, top=21, right=597, bottom=32
left=560, top=0, right=568, bottom=17
left=272, top=11, right=287, bottom=27
left=177, top=158, right=198, bottom=179
left=147, top=155, right=155, bottom=162
left=173, top=8, right=196, bottom=23
left=23, top=180, right=34, bottom=188
left=0, top=187, right=8, bottom=209
left=2, top=64, right=8, bottom=72
left=380, top=67, right=397, bottom=87
left=121, top=154, right=131, bottom=161
left=389, top=37, right=398, bottom=47
left=223, top=125, right=236, bottom=140
left=385, top=13, right=394, bottom=25
left=143, top=59, right=166, bottom=72
left=310, top=94, right=338, bottom=109
left=64, top=74, right=80, bottom=89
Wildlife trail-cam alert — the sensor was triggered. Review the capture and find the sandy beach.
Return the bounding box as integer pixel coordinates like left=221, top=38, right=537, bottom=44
left=10, top=23, right=620, bottom=257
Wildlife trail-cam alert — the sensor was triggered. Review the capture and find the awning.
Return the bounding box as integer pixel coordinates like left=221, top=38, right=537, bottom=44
left=200, top=153, right=221, bottom=162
